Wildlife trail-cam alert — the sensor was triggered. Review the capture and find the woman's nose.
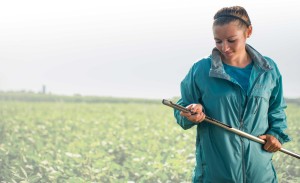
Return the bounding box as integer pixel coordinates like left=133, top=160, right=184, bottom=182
left=222, top=42, right=229, bottom=52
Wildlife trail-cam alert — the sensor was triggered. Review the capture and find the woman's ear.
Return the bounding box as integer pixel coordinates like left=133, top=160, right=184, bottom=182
left=247, top=25, right=253, bottom=38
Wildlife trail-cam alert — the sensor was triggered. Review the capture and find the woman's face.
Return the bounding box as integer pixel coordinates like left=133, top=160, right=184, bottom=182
left=213, top=21, right=252, bottom=61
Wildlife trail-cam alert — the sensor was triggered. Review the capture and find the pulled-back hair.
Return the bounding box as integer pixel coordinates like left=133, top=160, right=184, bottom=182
left=213, top=6, right=251, bottom=28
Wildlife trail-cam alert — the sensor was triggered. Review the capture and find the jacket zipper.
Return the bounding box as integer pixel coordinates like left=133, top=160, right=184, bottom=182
left=239, top=71, right=266, bottom=183
left=239, top=88, right=246, bottom=183
left=214, top=67, right=268, bottom=182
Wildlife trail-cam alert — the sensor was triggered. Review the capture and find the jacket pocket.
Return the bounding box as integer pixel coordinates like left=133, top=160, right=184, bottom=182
left=251, top=83, right=272, bottom=101
left=251, top=89, right=270, bottom=116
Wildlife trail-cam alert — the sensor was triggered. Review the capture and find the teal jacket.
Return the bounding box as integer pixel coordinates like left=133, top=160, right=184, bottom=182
left=174, top=45, right=290, bottom=183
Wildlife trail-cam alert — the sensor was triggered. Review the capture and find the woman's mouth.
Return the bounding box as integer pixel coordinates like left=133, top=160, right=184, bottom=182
left=223, top=51, right=233, bottom=57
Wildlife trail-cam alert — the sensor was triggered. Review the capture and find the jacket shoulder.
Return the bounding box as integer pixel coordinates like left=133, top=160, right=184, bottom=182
left=263, top=56, right=281, bottom=76
left=192, top=56, right=211, bottom=71
left=195, top=56, right=211, bottom=65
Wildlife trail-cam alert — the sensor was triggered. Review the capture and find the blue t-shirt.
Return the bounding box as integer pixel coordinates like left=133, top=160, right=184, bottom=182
left=223, top=62, right=253, bottom=92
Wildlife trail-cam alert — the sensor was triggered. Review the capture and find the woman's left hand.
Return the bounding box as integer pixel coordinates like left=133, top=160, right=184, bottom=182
left=258, top=134, right=282, bottom=152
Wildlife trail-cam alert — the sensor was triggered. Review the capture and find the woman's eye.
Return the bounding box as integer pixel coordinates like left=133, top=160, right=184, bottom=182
left=228, top=40, right=236, bottom=43
left=215, top=41, right=221, bottom=44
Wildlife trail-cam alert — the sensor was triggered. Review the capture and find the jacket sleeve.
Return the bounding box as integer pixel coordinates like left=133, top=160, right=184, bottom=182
left=174, top=63, right=201, bottom=130
left=266, top=75, right=291, bottom=144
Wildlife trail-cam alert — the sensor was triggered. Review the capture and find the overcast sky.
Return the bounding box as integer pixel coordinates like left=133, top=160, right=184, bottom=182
left=0, top=0, right=299, bottom=99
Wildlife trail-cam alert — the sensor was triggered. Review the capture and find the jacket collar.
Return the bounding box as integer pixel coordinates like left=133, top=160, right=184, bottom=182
left=209, top=44, right=272, bottom=79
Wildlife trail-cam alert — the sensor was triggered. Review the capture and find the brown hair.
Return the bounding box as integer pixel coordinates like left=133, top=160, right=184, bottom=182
left=213, top=6, right=251, bottom=28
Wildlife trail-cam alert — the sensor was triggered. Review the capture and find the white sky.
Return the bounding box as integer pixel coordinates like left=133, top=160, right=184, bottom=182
left=0, top=0, right=299, bottom=99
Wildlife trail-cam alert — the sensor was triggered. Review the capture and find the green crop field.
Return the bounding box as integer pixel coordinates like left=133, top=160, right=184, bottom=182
left=0, top=98, right=299, bottom=182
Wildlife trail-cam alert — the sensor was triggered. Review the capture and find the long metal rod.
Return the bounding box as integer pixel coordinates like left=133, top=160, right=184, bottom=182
left=162, top=99, right=300, bottom=159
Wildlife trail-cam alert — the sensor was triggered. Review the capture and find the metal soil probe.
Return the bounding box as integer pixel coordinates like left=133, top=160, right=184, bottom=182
left=162, top=99, right=300, bottom=159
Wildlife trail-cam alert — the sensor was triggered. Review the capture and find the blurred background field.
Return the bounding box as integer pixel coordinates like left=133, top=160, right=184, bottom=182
left=0, top=92, right=299, bottom=182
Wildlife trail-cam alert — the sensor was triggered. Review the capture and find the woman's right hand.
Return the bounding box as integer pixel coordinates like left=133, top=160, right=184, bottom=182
left=180, top=104, right=206, bottom=123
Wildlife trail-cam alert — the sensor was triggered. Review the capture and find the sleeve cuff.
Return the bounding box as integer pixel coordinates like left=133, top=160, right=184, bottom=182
left=266, top=130, right=292, bottom=144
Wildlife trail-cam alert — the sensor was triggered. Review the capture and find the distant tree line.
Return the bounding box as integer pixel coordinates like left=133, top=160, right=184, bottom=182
left=285, top=98, right=300, bottom=106
left=1, top=91, right=298, bottom=105
left=0, top=91, right=161, bottom=104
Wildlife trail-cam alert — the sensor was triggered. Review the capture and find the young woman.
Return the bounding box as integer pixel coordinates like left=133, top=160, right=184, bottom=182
left=174, top=6, right=290, bottom=183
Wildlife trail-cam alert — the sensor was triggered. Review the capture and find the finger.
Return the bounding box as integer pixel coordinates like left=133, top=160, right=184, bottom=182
left=264, top=142, right=280, bottom=152
left=259, top=135, right=271, bottom=151
left=184, top=105, right=195, bottom=114
left=267, top=146, right=276, bottom=152
left=180, top=111, right=191, bottom=117
left=272, top=143, right=281, bottom=152
left=187, top=115, right=198, bottom=123
left=191, top=105, right=199, bottom=114
left=266, top=146, right=276, bottom=152
left=259, top=135, right=267, bottom=140
left=273, top=147, right=281, bottom=152
left=270, top=146, right=281, bottom=152
left=264, top=145, right=270, bottom=151
left=201, top=113, right=206, bottom=121
left=195, top=112, right=206, bottom=123
left=182, top=111, right=199, bottom=122
left=186, top=105, right=194, bottom=111
left=265, top=142, right=280, bottom=152
left=194, top=105, right=202, bottom=113
left=263, top=142, right=272, bottom=151
left=199, top=112, right=205, bottom=120
left=267, top=137, right=281, bottom=149
left=193, top=112, right=205, bottom=123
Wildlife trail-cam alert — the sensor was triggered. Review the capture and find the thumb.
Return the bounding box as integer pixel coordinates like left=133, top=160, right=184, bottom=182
left=259, top=135, right=267, bottom=140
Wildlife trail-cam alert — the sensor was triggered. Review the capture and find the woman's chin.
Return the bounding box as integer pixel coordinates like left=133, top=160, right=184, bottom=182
left=222, top=53, right=235, bottom=60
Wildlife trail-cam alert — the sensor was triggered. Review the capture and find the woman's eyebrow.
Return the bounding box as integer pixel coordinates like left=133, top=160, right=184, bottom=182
left=214, top=35, right=238, bottom=40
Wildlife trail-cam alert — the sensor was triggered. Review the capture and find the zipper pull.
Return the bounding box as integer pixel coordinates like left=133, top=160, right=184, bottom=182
left=253, top=97, right=259, bottom=114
